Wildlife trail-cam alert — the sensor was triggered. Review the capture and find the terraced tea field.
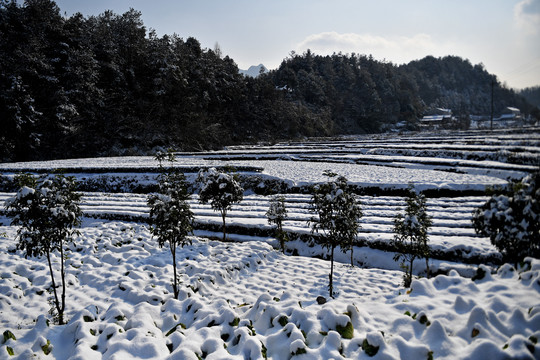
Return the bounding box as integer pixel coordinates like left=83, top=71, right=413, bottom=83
left=1, top=192, right=498, bottom=267
left=1, top=129, right=539, bottom=359
left=1, top=128, right=537, bottom=270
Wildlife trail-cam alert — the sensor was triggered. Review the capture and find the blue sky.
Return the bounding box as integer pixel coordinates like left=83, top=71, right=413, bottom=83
left=53, top=0, right=540, bottom=89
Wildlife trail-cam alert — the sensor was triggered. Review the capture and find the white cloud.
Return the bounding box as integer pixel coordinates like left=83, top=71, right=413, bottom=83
left=514, top=0, right=540, bottom=35
left=295, top=32, right=451, bottom=64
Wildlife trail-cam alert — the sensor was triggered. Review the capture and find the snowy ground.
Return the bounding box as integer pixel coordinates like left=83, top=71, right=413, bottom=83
left=0, top=218, right=539, bottom=359
left=0, top=129, right=539, bottom=359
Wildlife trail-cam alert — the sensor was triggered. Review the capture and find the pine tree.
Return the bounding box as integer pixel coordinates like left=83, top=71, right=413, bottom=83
left=4, top=173, right=82, bottom=324
left=266, top=195, right=289, bottom=253
left=197, top=167, right=244, bottom=241
left=391, top=186, right=432, bottom=287
left=310, top=171, right=362, bottom=297
left=147, top=150, right=194, bottom=299
left=0, top=76, right=42, bottom=161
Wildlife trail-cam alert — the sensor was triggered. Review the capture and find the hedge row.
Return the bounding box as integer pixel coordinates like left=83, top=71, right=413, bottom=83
left=75, top=211, right=501, bottom=266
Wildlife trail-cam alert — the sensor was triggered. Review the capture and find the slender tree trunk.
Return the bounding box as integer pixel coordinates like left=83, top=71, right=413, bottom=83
left=424, top=241, right=430, bottom=278
left=350, top=245, right=354, bottom=267
left=407, top=257, right=415, bottom=288
left=221, top=210, right=227, bottom=241
left=46, top=247, right=63, bottom=324
left=329, top=245, right=335, bottom=298
left=278, top=223, right=284, bottom=253
left=60, top=241, right=66, bottom=325
left=171, top=242, right=178, bottom=299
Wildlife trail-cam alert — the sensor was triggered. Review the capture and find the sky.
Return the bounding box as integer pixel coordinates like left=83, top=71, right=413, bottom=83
left=52, top=0, right=540, bottom=89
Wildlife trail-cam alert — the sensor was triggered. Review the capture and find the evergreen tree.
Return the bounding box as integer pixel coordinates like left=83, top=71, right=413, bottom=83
left=310, top=171, right=362, bottom=297
left=391, top=186, right=432, bottom=287
left=58, top=11, right=102, bottom=157
left=147, top=150, right=194, bottom=299
left=0, top=76, right=42, bottom=161
left=472, top=172, right=540, bottom=266
left=266, top=195, right=289, bottom=253
left=4, top=173, right=82, bottom=324
left=197, top=167, right=244, bottom=241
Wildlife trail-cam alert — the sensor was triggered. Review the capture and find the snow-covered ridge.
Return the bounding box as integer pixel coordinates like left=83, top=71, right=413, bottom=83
left=239, top=64, right=268, bottom=77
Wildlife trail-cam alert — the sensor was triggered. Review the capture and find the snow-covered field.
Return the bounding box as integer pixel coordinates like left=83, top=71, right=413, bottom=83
left=0, top=156, right=514, bottom=192
left=0, top=129, right=539, bottom=359
left=1, top=219, right=539, bottom=359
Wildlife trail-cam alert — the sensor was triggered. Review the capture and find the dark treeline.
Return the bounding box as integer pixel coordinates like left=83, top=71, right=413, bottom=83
left=519, top=86, right=540, bottom=108
left=1, top=0, right=537, bottom=162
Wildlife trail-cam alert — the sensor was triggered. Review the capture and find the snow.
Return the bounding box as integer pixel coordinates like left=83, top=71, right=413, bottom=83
left=18, top=186, right=35, bottom=198
left=236, top=160, right=508, bottom=191
left=239, top=64, right=268, bottom=77
left=0, top=131, right=539, bottom=358
left=0, top=218, right=538, bottom=359
left=30, top=157, right=508, bottom=192
left=0, top=191, right=504, bottom=263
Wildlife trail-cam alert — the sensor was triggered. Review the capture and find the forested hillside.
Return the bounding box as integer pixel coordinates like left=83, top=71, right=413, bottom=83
left=404, top=57, right=537, bottom=118
left=519, top=86, right=540, bottom=108
left=1, top=0, right=536, bottom=162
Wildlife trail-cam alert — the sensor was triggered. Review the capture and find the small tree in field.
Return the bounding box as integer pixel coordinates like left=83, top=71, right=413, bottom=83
left=197, top=167, right=244, bottom=241
left=4, top=173, right=82, bottom=325
left=391, top=186, right=432, bottom=287
left=266, top=195, right=288, bottom=253
left=148, top=150, right=194, bottom=299
left=472, top=171, right=539, bottom=266
left=310, top=171, right=363, bottom=298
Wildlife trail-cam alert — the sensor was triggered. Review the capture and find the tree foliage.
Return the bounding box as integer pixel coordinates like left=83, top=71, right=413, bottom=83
left=147, top=150, right=194, bottom=299
left=391, top=186, right=433, bottom=287
left=197, top=167, right=244, bottom=241
left=0, top=1, right=535, bottom=162
left=4, top=173, right=82, bottom=324
left=310, top=171, right=363, bottom=297
left=472, top=172, right=540, bottom=266
left=266, top=195, right=289, bottom=253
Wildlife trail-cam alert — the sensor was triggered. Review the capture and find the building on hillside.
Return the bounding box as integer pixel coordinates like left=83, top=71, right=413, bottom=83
left=420, top=108, right=454, bottom=129
left=470, top=107, right=523, bottom=129
left=491, top=107, right=523, bottom=128
left=499, top=107, right=522, bottom=120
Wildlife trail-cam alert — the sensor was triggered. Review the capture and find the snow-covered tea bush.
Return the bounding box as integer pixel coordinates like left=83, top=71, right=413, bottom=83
left=391, top=186, right=433, bottom=287
left=310, top=171, right=363, bottom=297
left=197, top=167, right=244, bottom=241
left=266, top=195, right=289, bottom=253
left=472, top=171, right=540, bottom=266
left=147, top=151, right=194, bottom=299
left=4, top=173, right=82, bottom=324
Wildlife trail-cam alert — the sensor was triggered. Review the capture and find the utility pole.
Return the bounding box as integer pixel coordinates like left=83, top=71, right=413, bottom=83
left=490, top=79, right=494, bottom=131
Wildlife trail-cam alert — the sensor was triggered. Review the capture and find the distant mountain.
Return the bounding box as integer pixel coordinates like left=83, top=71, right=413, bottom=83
left=239, top=64, right=268, bottom=77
